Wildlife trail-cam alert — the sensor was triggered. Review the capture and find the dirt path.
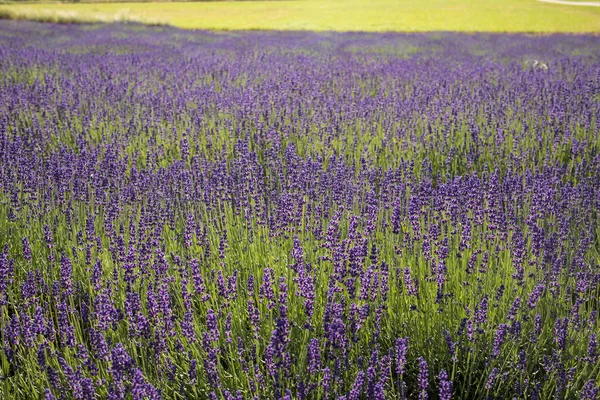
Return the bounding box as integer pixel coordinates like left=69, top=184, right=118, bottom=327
left=538, top=0, right=600, bottom=6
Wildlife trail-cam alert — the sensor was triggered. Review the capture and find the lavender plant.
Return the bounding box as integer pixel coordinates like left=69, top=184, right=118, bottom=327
left=0, top=20, right=599, bottom=399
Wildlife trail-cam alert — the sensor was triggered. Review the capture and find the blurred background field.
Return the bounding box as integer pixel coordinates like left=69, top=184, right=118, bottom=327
left=1, top=0, right=600, bottom=32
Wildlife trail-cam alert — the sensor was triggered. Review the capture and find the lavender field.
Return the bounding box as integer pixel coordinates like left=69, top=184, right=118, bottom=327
left=1, top=21, right=600, bottom=400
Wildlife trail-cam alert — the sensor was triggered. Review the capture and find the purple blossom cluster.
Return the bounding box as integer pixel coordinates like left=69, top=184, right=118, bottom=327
left=0, top=20, right=599, bottom=399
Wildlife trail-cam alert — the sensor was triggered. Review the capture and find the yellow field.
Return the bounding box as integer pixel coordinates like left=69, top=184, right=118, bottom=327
left=1, top=0, right=600, bottom=32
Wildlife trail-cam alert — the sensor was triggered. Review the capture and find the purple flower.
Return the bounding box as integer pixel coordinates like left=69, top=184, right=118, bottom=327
left=20, top=271, right=37, bottom=300
left=217, top=270, right=227, bottom=299
left=587, top=333, right=598, bottom=363
left=57, top=301, right=76, bottom=347
left=403, top=268, right=418, bottom=297
left=181, top=310, right=197, bottom=343
left=295, top=263, right=316, bottom=323
left=445, top=330, right=456, bottom=361
left=418, top=357, right=429, bottom=399
left=189, top=359, right=197, bottom=383
left=131, top=368, right=161, bottom=400
left=37, top=344, right=47, bottom=368
left=44, top=389, right=56, bottom=400
left=247, top=300, right=261, bottom=339
left=554, top=317, right=568, bottom=351
left=224, top=312, right=233, bottom=344
left=518, top=349, right=527, bottom=372
left=391, top=196, right=403, bottom=234
left=323, top=367, right=332, bottom=399
left=474, top=296, right=488, bottom=327
left=581, top=380, right=599, bottom=400
left=507, top=297, right=521, bottom=321
left=59, top=252, right=74, bottom=296
left=22, top=237, right=32, bottom=261
left=348, top=371, right=365, bottom=400
left=80, top=378, right=95, bottom=400
left=438, top=369, right=452, bottom=400
left=373, top=381, right=385, bottom=400
left=534, top=314, right=542, bottom=335
left=247, top=274, right=255, bottom=294
left=527, top=284, right=545, bottom=309
left=0, top=248, right=14, bottom=306
left=92, top=260, right=103, bottom=291
left=259, top=268, right=276, bottom=309
left=111, top=343, right=133, bottom=381
left=190, top=259, right=209, bottom=301
left=203, top=343, right=221, bottom=389
left=395, top=337, right=409, bottom=376
left=90, top=328, right=109, bottom=360
left=43, top=225, right=53, bottom=247
left=206, top=309, right=219, bottom=343
left=184, top=214, right=194, bottom=248
left=491, top=323, right=509, bottom=358
left=485, top=367, right=499, bottom=390
left=94, top=288, right=118, bottom=331
left=307, top=338, right=321, bottom=375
